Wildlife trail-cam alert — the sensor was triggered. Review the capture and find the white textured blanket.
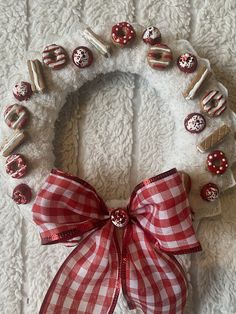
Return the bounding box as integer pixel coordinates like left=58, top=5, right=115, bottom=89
left=0, top=1, right=236, bottom=314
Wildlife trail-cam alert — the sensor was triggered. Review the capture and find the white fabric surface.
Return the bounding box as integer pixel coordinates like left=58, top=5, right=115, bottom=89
left=0, top=1, right=236, bottom=314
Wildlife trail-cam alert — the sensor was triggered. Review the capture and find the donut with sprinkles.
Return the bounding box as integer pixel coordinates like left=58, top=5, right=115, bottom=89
left=184, top=113, right=206, bottom=134
left=13, top=81, right=32, bottom=101
left=111, top=22, right=135, bottom=48
left=42, top=44, right=68, bottom=70
left=200, top=90, right=227, bottom=117
left=200, top=183, right=219, bottom=202
left=12, top=183, right=32, bottom=204
left=142, top=26, right=161, bottom=45
left=177, top=53, right=198, bottom=73
left=207, top=150, right=228, bottom=175
left=72, top=46, right=93, bottom=68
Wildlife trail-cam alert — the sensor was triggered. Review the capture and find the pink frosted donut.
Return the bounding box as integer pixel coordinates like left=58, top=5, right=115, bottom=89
left=13, top=82, right=33, bottom=101
left=111, top=22, right=136, bottom=47
left=6, top=154, right=27, bottom=179
left=4, top=104, right=29, bottom=129
left=207, top=150, right=228, bottom=175
left=147, top=44, right=173, bottom=69
left=42, top=44, right=68, bottom=70
left=142, top=26, right=161, bottom=45
left=200, top=90, right=227, bottom=117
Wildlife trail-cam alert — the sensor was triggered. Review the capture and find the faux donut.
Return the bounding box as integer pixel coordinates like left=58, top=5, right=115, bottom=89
left=42, top=44, right=68, bottom=70
left=4, top=104, right=29, bottom=129
left=12, top=183, right=32, bottom=204
left=72, top=46, right=93, bottom=68
left=147, top=44, right=173, bottom=69
left=13, top=81, right=32, bottom=101
left=184, top=113, right=206, bottom=134
left=200, top=183, right=219, bottom=202
left=200, top=90, right=227, bottom=117
left=6, top=154, right=27, bottom=179
left=111, top=22, right=135, bottom=47
left=177, top=53, right=198, bottom=73
left=142, top=26, right=161, bottom=45
left=207, top=150, right=228, bottom=175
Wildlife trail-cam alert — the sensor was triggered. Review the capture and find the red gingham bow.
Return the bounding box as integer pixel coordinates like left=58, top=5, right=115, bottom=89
left=32, top=168, right=201, bottom=314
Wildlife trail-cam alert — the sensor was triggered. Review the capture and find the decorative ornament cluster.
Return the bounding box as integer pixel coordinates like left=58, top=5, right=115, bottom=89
left=0, top=22, right=232, bottom=205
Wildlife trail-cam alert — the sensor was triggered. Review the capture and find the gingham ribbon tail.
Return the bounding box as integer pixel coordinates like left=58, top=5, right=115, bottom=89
left=32, top=168, right=201, bottom=314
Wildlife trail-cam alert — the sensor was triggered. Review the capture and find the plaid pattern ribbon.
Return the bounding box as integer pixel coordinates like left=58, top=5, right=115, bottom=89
left=32, top=168, right=201, bottom=314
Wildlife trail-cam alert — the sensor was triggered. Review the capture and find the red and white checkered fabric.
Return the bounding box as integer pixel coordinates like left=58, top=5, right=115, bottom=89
left=32, top=168, right=201, bottom=314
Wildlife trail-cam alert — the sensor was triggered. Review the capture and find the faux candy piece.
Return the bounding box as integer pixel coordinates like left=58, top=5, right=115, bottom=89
left=6, top=154, right=27, bottom=179
left=83, top=27, right=111, bottom=58
left=179, top=171, right=191, bottom=194
left=177, top=53, right=198, bottom=73
left=197, top=124, right=231, bottom=153
left=207, top=150, right=228, bottom=175
left=184, top=113, right=206, bottom=134
left=4, top=104, right=29, bottom=130
left=142, top=26, right=161, bottom=45
left=183, top=65, right=211, bottom=100
left=200, top=183, right=219, bottom=202
left=72, top=46, right=93, bottom=68
left=147, top=44, right=173, bottom=69
left=1, top=130, right=26, bottom=157
left=27, top=59, right=46, bottom=93
left=42, top=44, right=67, bottom=70
left=200, top=90, right=227, bottom=117
left=12, top=183, right=32, bottom=204
left=13, top=81, right=32, bottom=101
left=111, top=22, right=135, bottom=47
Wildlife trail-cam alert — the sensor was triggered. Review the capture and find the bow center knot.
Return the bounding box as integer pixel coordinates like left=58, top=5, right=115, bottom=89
left=110, top=208, right=129, bottom=228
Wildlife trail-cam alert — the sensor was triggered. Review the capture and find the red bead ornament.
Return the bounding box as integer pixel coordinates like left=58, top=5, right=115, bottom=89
left=110, top=208, right=129, bottom=228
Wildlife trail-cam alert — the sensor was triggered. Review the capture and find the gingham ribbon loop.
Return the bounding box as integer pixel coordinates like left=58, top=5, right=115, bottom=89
left=32, top=168, right=201, bottom=314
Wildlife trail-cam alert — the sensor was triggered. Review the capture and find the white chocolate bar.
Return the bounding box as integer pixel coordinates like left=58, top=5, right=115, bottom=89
left=83, top=28, right=111, bottom=58
left=1, top=130, right=26, bottom=157
left=183, top=65, right=211, bottom=100
left=28, top=59, right=46, bottom=93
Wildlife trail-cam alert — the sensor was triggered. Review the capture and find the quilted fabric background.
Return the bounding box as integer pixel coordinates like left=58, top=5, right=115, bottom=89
left=0, top=1, right=236, bottom=313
